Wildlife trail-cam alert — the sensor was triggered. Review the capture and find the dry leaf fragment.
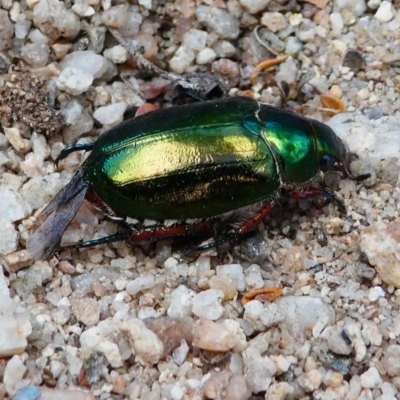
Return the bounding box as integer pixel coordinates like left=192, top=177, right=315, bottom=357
left=319, top=94, right=346, bottom=116
left=250, top=55, right=291, bottom=85
left=242, top=287, right=283, bottom=305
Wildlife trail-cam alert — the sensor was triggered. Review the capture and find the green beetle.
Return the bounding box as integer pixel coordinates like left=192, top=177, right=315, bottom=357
left=27, top=96, right=367, bottom=260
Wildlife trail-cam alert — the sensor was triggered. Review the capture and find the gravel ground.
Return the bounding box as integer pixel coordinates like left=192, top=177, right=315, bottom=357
left=1, top=0, right=400, bottom=399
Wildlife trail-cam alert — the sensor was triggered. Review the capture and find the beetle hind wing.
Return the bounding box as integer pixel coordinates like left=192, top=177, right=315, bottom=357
left=27, top=171, right=88, bottom=261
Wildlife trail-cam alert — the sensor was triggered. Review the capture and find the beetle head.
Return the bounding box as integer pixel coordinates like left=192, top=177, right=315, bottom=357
left=313, top=121, right=370, bottom=182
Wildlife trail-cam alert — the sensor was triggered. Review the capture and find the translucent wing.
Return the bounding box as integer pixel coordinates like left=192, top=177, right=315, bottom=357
left=26, top=171, right=88, bottom=261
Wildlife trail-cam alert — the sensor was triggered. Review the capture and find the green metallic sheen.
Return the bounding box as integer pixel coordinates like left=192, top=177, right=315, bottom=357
left=81, top=96, right=345, bottom=220
left=257, top=106, right=346, bottom=184
left=83, top=97, right=278, bottom=219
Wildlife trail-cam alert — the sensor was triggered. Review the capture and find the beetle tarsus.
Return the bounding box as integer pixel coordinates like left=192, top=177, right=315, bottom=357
left=194, top=236, right=230, bottom=251
left=76, top=232, right=131, bottom=249
left=321, top=187, right=346, bottom=214
left=354, top=173, right=371, bottom=182
left=194, top=230, right=245, bottom=252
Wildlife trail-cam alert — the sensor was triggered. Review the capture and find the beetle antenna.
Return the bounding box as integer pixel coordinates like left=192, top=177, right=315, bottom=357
left=336, top=161, right=370, bottom=182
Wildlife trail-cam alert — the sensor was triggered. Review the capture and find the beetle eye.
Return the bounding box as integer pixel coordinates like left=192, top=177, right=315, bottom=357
left=320, top=155, right=335, bottom=172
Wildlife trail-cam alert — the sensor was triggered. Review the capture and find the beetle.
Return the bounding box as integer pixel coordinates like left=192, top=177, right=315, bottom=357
left=27, top=96, right=369, bottom=260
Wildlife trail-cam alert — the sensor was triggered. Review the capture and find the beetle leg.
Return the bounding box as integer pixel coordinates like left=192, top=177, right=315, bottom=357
left=236, top=203, right=275, bottom=235
left=123, top=105, right=140, bottom=120
left=73, top=220, right=214, bottom=251
left=321, top=188, right=346, bottom=213
left=74, top=220, right=202, bottom=250
left=195, top=203, right=275, bottom=251
left=129, top=220, right=214, bottom=242
left=55, top=142, right=94, bottom=167
left=130, top=225, right=193, bottom=242
left=73, top=226, right=186, bottom=249
left=76, top=232, right=131, bottom=249
left=289, top=187, right=323, bottom=199
left=290, top=187, right=346, bottom=213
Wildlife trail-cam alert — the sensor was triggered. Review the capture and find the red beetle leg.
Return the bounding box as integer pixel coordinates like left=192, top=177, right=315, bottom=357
left=130, top=220, right=214, bottom=242
left=237, top=203, right=275, bottom=235
left=195, top=202, right=275, bottom=251
left=289, top=187, right=345, bottom=213
left=289, top=187, right=324, bottom=200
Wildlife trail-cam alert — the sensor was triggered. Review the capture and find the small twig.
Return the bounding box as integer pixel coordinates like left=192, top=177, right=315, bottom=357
left=110, top=29, right=199, bottom=91
left=253, top=25, right=278, bottom=56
